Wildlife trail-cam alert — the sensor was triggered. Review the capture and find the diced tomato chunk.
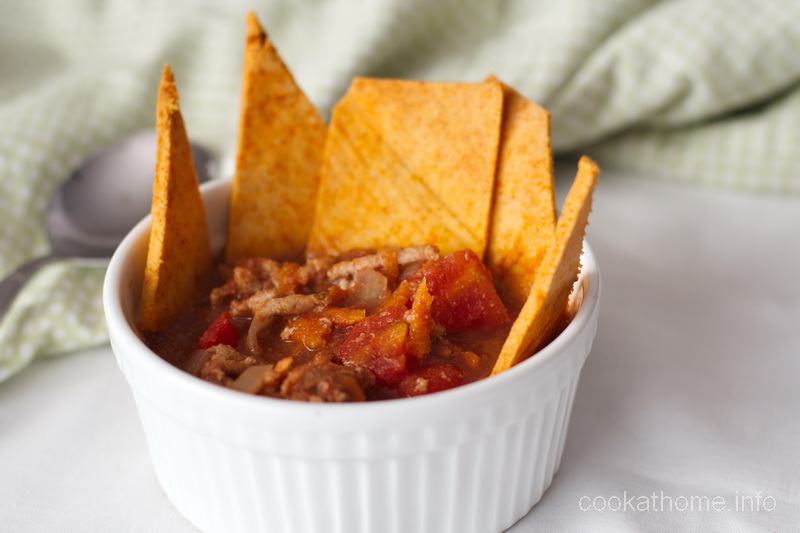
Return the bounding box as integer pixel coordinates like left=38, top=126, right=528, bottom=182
left=197, top=312, right=239, bottom=349
left=337, top=306, right=409, bottom=386
left=379, top=279, right=414, bottom=311
left=282, top=308, right=368, bottom=349
left=398, top=363, right=466, bottom=397
left=412, top=249, right=508, bottom=332
left=406, top=279, right=433, bottom=359
left=282, top=316, right=333, bottom=349
left=321, top=308, right=367, bottom=326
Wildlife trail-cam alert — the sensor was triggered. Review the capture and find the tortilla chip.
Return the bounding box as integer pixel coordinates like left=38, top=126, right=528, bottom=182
left=140, top=65, right=212, bottom=332
left=225, top=12, right=328, bottom=261
left=491, top=156, right=599, bottom=375
left=308, top=78, right=503, bottom=257
left=485, top=76, right=555, bottom=308
left=307, top=92, right=477, bottom=255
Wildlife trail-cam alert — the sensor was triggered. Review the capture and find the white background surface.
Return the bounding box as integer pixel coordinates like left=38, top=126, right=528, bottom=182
left=2, top=164, right=799, bottom=532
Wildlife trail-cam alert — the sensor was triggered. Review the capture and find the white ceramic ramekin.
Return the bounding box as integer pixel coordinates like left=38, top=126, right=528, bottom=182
left=103, top=178, right=601, bottom=533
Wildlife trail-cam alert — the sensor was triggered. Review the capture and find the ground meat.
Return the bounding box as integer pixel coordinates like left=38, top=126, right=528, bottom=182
left=229, top=289, right=278, bottom=317
left=397, top=245, right=439, bottom=264
left=232, top=265, right=263, bottom=295
left=238, top=257, right=282, bottom=283
left=328, top=254, right=385, bottom=281
left=210, top=260, right=279, bottom=306
left=327, top=245, right=439, bottom=281
left=280, top=362, right=375, bottom=402
left=212, top=258, right=311, bottom=307
left=235, top=293, right=328, bottom=321
left=295, top=255, right=336, bottom=289
left=199, top=344, right=264, bottom=386
left=210, top=279, right=238, bottom=307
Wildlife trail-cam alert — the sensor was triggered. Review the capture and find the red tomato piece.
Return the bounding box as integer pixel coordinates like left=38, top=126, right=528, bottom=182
left=197, top=312, right=239, bottom=349
left=337, top=306, right=409, bottom=386
left=412, top=249, right=509, bottom=332
left=406, top=279, right=433, bottom=359
left=398, top=363, right=466, bottom=397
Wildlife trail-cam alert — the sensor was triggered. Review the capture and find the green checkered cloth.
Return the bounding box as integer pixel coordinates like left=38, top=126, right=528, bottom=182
left=1, top=0, right=798, bottom=381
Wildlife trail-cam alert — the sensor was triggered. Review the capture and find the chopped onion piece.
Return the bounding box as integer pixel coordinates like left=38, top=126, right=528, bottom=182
left=347, top=269, right=389, bottom=313
left=183, top=349, right=211, bottom=376
left=229, top=364, right=274, bottom=394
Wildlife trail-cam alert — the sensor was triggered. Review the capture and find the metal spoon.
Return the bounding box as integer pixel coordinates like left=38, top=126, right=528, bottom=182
left=0, top=130, right=216, bottom=322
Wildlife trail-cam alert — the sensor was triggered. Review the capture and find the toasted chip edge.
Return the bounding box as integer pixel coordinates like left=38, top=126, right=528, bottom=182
left=491, top=156, right=599, bottom=375
left=225, top=12, right=327, bottom=262
left=140, top=64, right=212, bottom=332
left=485, top=75, right=556, bottom=308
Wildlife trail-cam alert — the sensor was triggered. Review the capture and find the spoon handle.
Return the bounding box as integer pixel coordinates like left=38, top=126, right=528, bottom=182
left=0, top=255, right=61, bottom=324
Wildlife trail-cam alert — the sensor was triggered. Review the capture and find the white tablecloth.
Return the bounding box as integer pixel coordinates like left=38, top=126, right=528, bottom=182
left=2, top=163, right=799, bottom=532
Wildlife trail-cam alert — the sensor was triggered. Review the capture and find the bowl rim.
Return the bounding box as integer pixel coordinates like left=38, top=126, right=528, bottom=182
left=103, top=178, right=601, bottom=422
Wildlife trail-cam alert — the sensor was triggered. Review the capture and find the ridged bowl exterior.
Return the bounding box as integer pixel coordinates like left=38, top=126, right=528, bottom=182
left=104, top=179, right=601, bottom=533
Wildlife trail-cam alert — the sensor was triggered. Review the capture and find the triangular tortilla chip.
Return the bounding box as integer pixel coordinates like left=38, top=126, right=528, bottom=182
left=323, top=77, right=503, bottom=257
left=140, top=65, right=212, bottom=332
left=485, top=76, right=556, bottom=308
left=225, top=12, right=327, bottom=261
left=491, top=156, right=599, bottom=374
left=307, top=92, right=476, bottom=255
